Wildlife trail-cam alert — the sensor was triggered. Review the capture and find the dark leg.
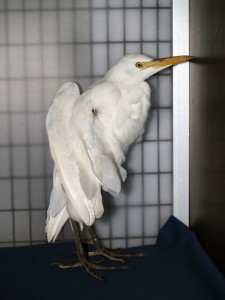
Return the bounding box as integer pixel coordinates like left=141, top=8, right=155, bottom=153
left=56, top=219, right=129, bottom=281
left=87, top=225, right=126, bottom=263
left=87, top=225, right=146, bottom=262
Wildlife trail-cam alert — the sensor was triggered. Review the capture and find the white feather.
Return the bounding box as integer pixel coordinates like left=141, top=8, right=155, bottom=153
left=46, top=82, right=104, bottom=241
left=46, top=54, right=191, bottom=243
left=45, top=166, right=68, bottom=242
left=46, top=55, right=156, bottom=242
left=49, top=167, right=66, bottom=218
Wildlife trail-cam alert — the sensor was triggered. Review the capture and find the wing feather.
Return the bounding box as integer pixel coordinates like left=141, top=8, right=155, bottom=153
left=46, top=207, right=69, bottom=242
left=46, top=82, right=103, bottom=228
left=70, top=82, right=123, bottom=197
left=88, top=150, right=121, bottom=197
left=45, top=167, right=69, bottom=242
left=49, top=166, right=67, bottom=217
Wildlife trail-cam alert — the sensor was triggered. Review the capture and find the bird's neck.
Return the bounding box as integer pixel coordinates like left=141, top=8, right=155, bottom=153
left=104, top=69, right=142, bottom=86
left=105, top=77, right=142, bottom=89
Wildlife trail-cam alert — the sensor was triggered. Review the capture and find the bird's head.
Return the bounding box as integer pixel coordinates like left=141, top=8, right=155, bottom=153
left=104, top=53, right=193, bottom=83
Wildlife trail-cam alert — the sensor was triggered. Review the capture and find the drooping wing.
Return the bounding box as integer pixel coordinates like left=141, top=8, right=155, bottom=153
left=49, top=166, right=67, bottom=218
left=87, top=149, right=122, bottom=197
left=82, top=81, right=151, bottom=195
left=46, top=82, right=103, bottom=227
left=46, top=166, right=69, bottom=242
left=70, top=81, right=123, bottom=198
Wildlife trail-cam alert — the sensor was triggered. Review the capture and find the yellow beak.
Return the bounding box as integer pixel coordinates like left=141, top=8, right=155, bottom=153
left=141, top=55, right=193, bottom=69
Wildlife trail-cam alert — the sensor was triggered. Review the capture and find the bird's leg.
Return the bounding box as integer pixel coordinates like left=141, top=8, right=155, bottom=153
left=87, top=225, right=125, bottom=263
left=56, top=219, right=129, bottom=281
left=57, top=219, right=101, bottom=280
left=87, top=225, right=146, bottom=263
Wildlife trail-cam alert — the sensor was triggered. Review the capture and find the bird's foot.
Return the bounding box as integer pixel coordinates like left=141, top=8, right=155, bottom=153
left=88, top=247, right=126, bottom=263
left=88, top=247, right=146, bottom=263
left=86, top=225, right=146, bottom=264
left=54, top=257, right=129, bottom=281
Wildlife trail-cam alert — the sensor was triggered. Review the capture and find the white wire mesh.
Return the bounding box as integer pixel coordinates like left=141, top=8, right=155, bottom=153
left=0, top=0, right=173, bottom=248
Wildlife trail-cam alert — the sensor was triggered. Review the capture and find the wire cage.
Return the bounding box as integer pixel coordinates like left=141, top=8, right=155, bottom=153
left=0, top=0, right=175, bottom=248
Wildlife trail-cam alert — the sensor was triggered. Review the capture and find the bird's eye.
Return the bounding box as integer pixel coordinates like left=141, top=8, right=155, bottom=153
left=135, top=62, right=143, bottom=69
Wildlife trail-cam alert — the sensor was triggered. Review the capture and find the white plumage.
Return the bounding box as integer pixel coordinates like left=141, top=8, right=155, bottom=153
left=46, top=53, right=192, bottom=243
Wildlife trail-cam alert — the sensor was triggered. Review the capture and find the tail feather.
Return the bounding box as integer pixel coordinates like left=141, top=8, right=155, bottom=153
left=46, top=206, right=69, bottom=242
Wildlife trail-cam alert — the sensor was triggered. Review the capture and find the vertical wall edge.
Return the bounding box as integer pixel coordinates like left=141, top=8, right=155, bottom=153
left=172, top=0, right=190, bottom=225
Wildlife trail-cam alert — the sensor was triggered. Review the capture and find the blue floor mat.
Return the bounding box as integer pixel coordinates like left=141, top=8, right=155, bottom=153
left=1, top=216, right=225, bottom=300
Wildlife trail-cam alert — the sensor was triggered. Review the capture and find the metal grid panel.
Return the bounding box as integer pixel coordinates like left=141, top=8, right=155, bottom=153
left=0, top=0, right=172, bottom=248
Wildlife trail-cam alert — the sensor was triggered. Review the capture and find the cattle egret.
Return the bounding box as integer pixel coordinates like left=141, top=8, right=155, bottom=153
left=46, top=54, right=192, bottom=280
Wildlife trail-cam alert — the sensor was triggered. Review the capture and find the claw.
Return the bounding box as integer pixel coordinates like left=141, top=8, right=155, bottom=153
left=58, top=262, right=80, bottom=269
left=53, top=258, right=129, bottom=281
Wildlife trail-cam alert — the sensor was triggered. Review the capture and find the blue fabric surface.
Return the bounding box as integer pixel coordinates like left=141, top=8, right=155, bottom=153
left=1, top=216, right=225, bottom=300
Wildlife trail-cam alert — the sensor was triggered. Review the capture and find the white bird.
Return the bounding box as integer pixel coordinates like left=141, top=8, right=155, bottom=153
left=46, top=53, right=192, bottom=280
